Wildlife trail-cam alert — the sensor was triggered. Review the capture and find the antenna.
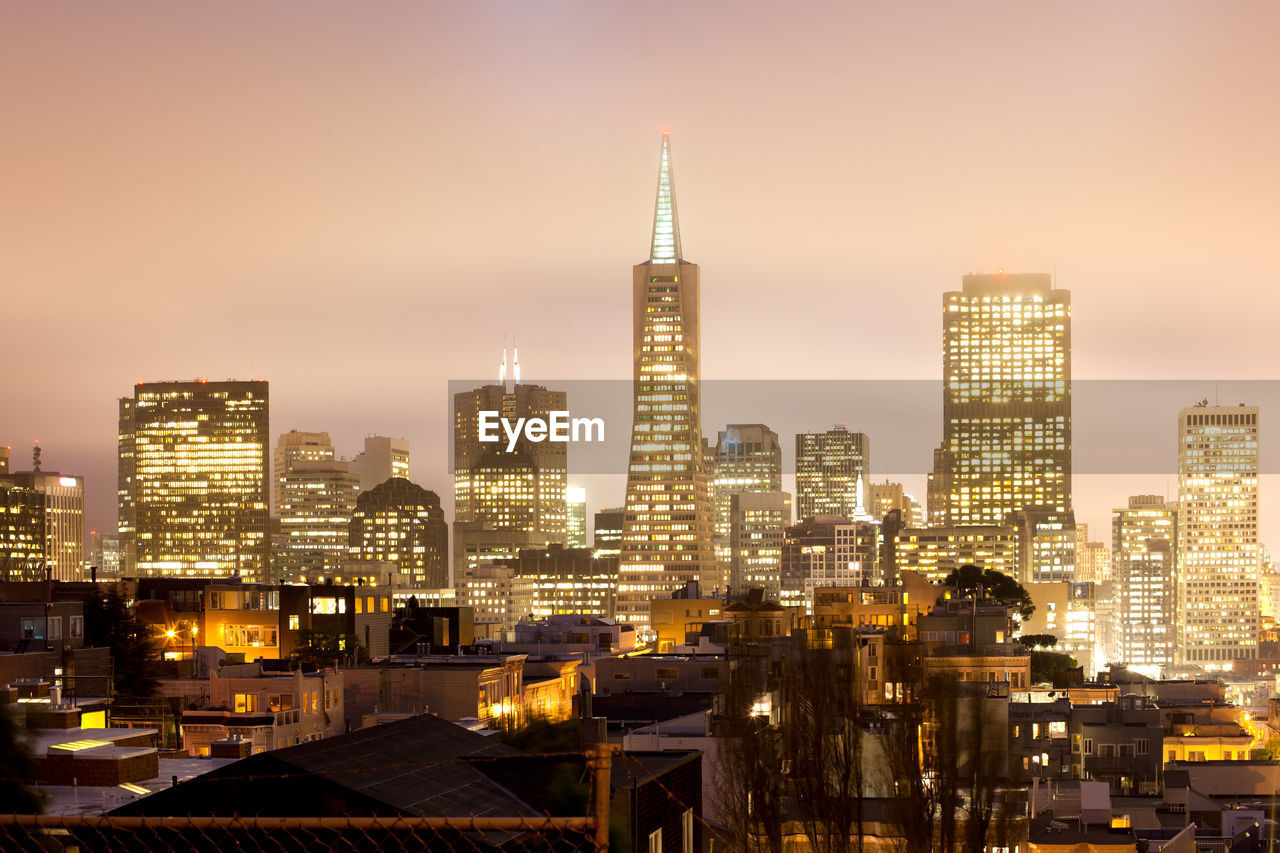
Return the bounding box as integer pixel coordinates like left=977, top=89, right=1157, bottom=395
left=513, top=336, right=520, bottom=385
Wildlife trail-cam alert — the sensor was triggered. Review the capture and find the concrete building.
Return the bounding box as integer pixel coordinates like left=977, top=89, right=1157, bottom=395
left=929, top=273, right=1072, bottom=528
left=617, top=132, right=717, bottom=632
left=593, top=506, right=624, bottom=558
left=348, top=477, right=448, bottom=589
left=120, top=380, right=270, bottom=581
left=277, top=458, right=361, bottom=582
left=351, top=436, right=410, bottom=493
left=780, top=515, right=879, bottom=612
left=711, top=424, right=783, bottom=590
left=650, top=582, right=723, bottom=654
left=566, top=486, right=587, bottom=548
left=1113, top=495, right=1178, bottom=673
left=455, top=565, right=536, bottom=631
left=728, top=491, right=791, bottom=602
left=795, top=425, right=871, bottom=522
left=502, top=544, right=618, bottom=618
left=1023, top=581, right=1098, bottom=676
left=1177, top=402, right=1260, bottom=669
left=1075, top=522, right=1111, bottom=583
left=892, top=523, right=1020, bottom=583
left=869, top=480, right=923, bottom=527
left=272, top=430, right=334, bottom=513
left=1068, top=695, right=1163, bottom=795
left=1013, top=509, right=1077, bottom=584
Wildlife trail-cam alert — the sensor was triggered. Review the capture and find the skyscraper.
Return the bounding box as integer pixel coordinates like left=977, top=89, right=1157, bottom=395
left=780, top=515, right=878, bottom=612
left=122, top=380, right=270, bottom=581
left=351, top=436, right=411, bottom=493
left=348, top=477, right=449, bottom=589
left=5, top=470, right=84, bottom=582
left=566, top=486, right=588, bottom=548
left=616, top=132, right=716, bottom=630
left=1177, top=403, right=1260, bottom=669
left=795, top=426, right=870, bottom=522
left=273, top=430, right=335, bottom=512
left=278, top=458, right=361, bottom=581
left=452, top=361, right=568, bottom=582
left=930, top=273, right=1072, bottom=529
left=1113, top=495, right=1177, bottom=672
left=729, top=491, right=791, bottom=602
left=0, top=477, right=45, bottom=581
left=593, top=507, right=624, bottom=559
left=711, top=424, right=783, bottom=590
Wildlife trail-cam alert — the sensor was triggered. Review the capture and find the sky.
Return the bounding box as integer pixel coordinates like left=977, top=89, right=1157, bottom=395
left=4, top=2, right=1280, bottom=547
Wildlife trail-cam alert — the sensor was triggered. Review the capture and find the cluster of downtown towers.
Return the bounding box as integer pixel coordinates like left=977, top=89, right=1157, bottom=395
left=8, top=134, right=1258, bottom=676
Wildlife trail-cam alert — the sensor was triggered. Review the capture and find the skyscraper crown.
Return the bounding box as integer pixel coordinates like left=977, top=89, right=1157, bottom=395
left=649, top=131, right=682, bottom=263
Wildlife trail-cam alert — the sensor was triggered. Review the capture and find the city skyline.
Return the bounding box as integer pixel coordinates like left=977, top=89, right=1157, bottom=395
left=7, top=2, right=1280, bottom=551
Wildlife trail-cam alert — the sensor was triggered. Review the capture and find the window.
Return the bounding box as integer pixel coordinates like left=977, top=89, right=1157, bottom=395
left=267, top=694, right=294, bottom=712
left=1013, top=725, right=1021, bottom=739
left=1136, top=738, right=1148, bottom=755
left=289, top=614, right=300, bottom=630
left=48, top=617, right=62, bottom=641
left=1098, top=744, right=1116, bottom=758
left=1048, top=721, right=1066, bottom=735
left=682, top=809, right=693, bottom=853
left=655, top=668, right=678, bottom=680
left=70, top=616, right=83, bottom=639
left=234, top=693, right=258, bottom=713
left=21, top=619, right=43, bottom=640
left=648, top=828, right=662, bottom=853
left=1082, top=738, right=1093, bottom=755
left=355, top=598, right=363, bottom=614
left=700, top=667, right=719, bottom=680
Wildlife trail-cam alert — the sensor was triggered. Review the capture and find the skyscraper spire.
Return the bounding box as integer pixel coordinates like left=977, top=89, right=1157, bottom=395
left=649, top=131, right=682, bottom=263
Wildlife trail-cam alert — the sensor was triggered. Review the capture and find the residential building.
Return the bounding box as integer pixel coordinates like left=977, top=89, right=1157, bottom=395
left=1068, top=695, right=1163, bottom=795
left=795, top=425, right=871, bottom=521
left=780, top=515, right=879, bottom=612
left=1177, top=402, right=1260, bottom=669
left=617, top=132, right=717, bottom=631
left=348, top=477, right=449, bottom=589
left=121, top=380, right=270, bottom=581
left=650, top=582, right=723, bottom=654
left=929, top=272, right=1071, bottom=527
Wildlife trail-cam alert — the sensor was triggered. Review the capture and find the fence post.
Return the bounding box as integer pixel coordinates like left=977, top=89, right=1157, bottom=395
left=589, top=742, right=614, bottom=852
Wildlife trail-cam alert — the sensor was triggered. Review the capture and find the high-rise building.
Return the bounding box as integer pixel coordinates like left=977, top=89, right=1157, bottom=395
left=930, top=273, right=1072, bottom=529
left=348, top=477, right=449, bottom=589
left=869, top=480, right=924, bottom=527
left=566, top=487, right=588, bottom=548
left=892, top=524, right=1020, bottom=584
left=504, top=544, right=619, bottom=618
left=0, top=477, right=45, bottom=581
left=0, top=446, right=9, bottom=474
left=273, top=430, right=335, bottom=512
left=1011, top=509, right=1076, bottom=584
left=351, top=436, right=411, bottom=493
left=593, top=507, right=624, bottom=559
left=617, top=132, right=716, bottom=630
left=4, top=470, right=85, bottom=582
left=1113, top=495, right=1177, bottom=672
left=117, top=399, right=136, bottom=575
left=1075, top=523, right=1111, bottom=584
left=780, top=515, right=879, bottom=613
left=1177, top=403, right=1260, bottom=669
left=121, top=380, right=270, bottom=581
left=795, top=426, right=871, bottom=522
left=278, top=459, right=361, bottom=581
left=452, top=365, right=568, bottom=582
left=729, top=491, right=791, bottom=602
left=711, top=424, right=783, bottom=590
left=88, top=530, right=122, bottom=579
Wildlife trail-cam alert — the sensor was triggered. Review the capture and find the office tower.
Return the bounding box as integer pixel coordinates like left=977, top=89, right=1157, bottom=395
left=780, top=515, right=879, bottom=612
left=1075, top=523, right=1111, bottom=584
left=0, top=478, right=45, bottom=581
left=455, top=565, right=536, bottom=632
left=1113, top=495, right=1178, bottom=672
left=795, top=426, right=871, bottom=522
left=729, top=491, right=791, bottom=602
left=593, top=507, right=624, bottom=559
left=617, top=132, right=716, bottom=629
left=1022, top=582, right=1097, bottom=676
left=1178, top=403, right=1260, bottom=669
left=711, top=424, right=783, bottom=589
left=278, top=459, right=361, bottom=581
left=273, top=430, right=335, bottom=512
left=121, top=380, right=270, bottom=580
left=453, top=364, right=568, bottom=581
left=0, top=446, right=8, bottom=474
left=566, top=487, right=588, bottom=548
left=348, top=477, right=449, bottom=589
left=505, top=545, right=619, bottom=618
left=117, top=399, right=136, bottom=576
left=870, top=480, right=923, bottom=526
left=929, top=272, right=1072, bottom=528
left=892, top=524, right=1020, bottom=584
left=5, top=469, right=85, bottom=582
left=351, top=436, right=411, bottom=493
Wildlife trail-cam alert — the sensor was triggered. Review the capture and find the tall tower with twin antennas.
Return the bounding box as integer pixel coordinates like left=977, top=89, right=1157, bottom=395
left=616, top=133, right=717, bottom=632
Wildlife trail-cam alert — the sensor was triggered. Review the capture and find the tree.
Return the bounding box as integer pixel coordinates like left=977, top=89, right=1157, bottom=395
left=83, top=590, right=158, bottom=697
left=288, top=628, right=365, bottom=670
left=1015, top=634, right=1058, bottom=650
left=1030, top=651, right=1078, bottom=684
left=713, top=649, right=784, bottom=853
left=942, top=565, right=1034, bottom=622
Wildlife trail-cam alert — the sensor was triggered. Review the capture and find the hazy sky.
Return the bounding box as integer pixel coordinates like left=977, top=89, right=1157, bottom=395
left=4, top=2, right=1280, bottom=546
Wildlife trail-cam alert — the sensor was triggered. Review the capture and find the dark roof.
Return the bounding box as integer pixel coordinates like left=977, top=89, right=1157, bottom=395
left=112, top=713, right=533, bottom=819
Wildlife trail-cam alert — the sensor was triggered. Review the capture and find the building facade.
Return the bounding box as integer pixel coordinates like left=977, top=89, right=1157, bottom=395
left=780, top=516, right=879, bottom=612
left=728, top=491, right=791, bottom=602
left=348, top=478, right=449, bottom=589
left=795, top=426, right=870, bottom=522
left=1113, top=495, right=1178, bottom=672
left=1177, top=403, right=1260, bottom=669
left=3, top=470, right=83, bottom=581
left=617, top=132, right=716, bottom=630
left=711, top=424, right=783, bottom=589
left=277, top=459, right=360, bottom=582
left=272, top=431, right=334, bottom=513
left=351, top=436, right=410, bottom=493
left=121, top=380, right=270, bottom=581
